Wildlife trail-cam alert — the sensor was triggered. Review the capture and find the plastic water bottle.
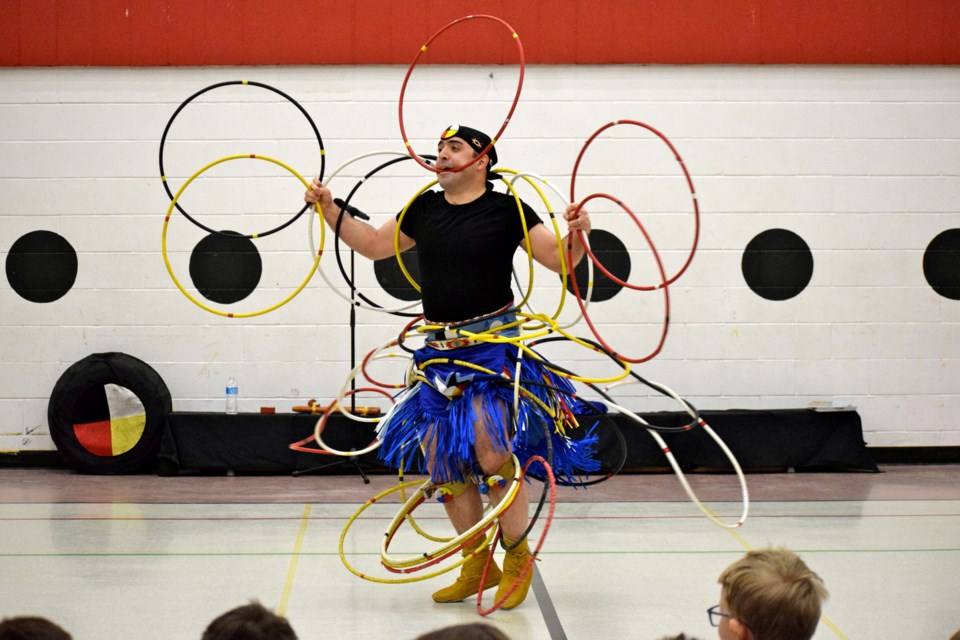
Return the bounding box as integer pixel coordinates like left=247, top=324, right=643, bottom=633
left=225, top=377, right=239, bottom=415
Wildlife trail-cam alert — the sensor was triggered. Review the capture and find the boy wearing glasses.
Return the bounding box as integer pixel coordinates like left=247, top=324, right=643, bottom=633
left=708, top=548, right=828, bottom=640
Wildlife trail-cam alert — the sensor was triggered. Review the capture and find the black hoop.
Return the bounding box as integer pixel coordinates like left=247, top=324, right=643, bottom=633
left=159, top=80, right=325, bottom=240
left=331, top=154, right=437, bottom=317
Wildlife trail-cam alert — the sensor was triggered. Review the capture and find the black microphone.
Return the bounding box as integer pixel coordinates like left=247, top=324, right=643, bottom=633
left=333, top=198, right=370, bottom=221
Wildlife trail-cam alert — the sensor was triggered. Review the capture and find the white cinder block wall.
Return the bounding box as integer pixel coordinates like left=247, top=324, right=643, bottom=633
left=1, top=64, right=957, bottom=452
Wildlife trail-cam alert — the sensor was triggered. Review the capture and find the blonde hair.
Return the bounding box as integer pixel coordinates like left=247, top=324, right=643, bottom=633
left=718, top=548, right=828, bottom=640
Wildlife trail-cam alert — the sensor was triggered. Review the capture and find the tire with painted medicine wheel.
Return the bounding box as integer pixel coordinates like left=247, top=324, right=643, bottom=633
left=47, top=352, right=172, bottom=474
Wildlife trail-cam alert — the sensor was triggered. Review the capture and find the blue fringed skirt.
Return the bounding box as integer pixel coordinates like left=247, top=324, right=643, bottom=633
left=376, top=339, right=602, bottom=484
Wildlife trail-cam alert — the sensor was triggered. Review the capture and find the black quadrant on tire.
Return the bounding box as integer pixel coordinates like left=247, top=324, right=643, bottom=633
left=47, top=353, right=172, bottom=474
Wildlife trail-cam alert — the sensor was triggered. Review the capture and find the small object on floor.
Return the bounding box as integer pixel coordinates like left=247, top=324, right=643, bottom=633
left=291, top=399, right=381, bottom=416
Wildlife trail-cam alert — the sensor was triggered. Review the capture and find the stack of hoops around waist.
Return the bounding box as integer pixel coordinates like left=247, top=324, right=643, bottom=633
left=421, top=306, right=521, bottom=351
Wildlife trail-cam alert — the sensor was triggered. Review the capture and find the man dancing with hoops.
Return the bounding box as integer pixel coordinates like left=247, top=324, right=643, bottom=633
left=305, top=125, right=600, bottom=609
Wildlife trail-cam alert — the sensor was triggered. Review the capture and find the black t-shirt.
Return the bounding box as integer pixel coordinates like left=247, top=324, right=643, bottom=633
left=398, top=186, right=543, bottom=323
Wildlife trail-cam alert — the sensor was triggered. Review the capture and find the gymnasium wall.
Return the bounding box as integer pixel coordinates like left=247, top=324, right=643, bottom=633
left=2, top=0, right=959, bottom=65
left=1, top=1, right=959, bottom=453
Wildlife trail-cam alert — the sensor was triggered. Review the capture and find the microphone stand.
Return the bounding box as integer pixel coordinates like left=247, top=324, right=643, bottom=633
left=293, top=199, right=372, bottom=483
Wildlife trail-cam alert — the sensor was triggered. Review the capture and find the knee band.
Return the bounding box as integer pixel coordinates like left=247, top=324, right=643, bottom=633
left=479, top=458, right=515, bottom=495
left=494, top=457, right=515, bottom=479
left=435, top=480, right=470, bottom=503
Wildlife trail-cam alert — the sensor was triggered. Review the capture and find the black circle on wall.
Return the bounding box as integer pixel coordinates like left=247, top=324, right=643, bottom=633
left=5, top=230, right=78, bottom=303
left=47, top=352, right=172, bottom=474
left=189, top=231, right=262, bottom=304
left=374, top=248, right=422, bottom=302
left=563, top=229, right=630, bottom=302
left=923, top=229, right=960, bottom=300
left=742, top=229, right=814, bottom=301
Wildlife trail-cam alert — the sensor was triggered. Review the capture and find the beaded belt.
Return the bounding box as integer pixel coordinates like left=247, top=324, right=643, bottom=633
left=426, top=336, right=486, bottom=351
left=424, top=306, right=519, bottom=351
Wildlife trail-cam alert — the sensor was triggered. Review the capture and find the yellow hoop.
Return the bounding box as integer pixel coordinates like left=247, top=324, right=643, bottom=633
left=380, top=454, right=522, bottom=571
left=338, top=479, right=501, bottom=584
left=161, top=153, right=324, bottom=318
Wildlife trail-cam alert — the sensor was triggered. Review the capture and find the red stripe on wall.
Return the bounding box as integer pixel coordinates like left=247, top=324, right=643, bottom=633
left=0, top=2, right=17, bottom=66
left=1, top=0, right=958, bottom=66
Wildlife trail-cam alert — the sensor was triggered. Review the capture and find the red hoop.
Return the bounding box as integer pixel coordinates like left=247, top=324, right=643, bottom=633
left=360, top=340, right=408, bottom=390
left=398, top=14, right=525, bottom=173
left=476, top=455, right=556, bottom=616
left=568, top=193, right=670, bottom=364
left=288, top=387, right=393, bottom=455
left=571, top=119, right=700, bottom=288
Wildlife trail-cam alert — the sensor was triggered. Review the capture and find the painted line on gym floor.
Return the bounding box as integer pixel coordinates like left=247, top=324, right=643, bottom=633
left=277, top=503, right=312, bottom=617
left=532, top=564, right=567, bottom=640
